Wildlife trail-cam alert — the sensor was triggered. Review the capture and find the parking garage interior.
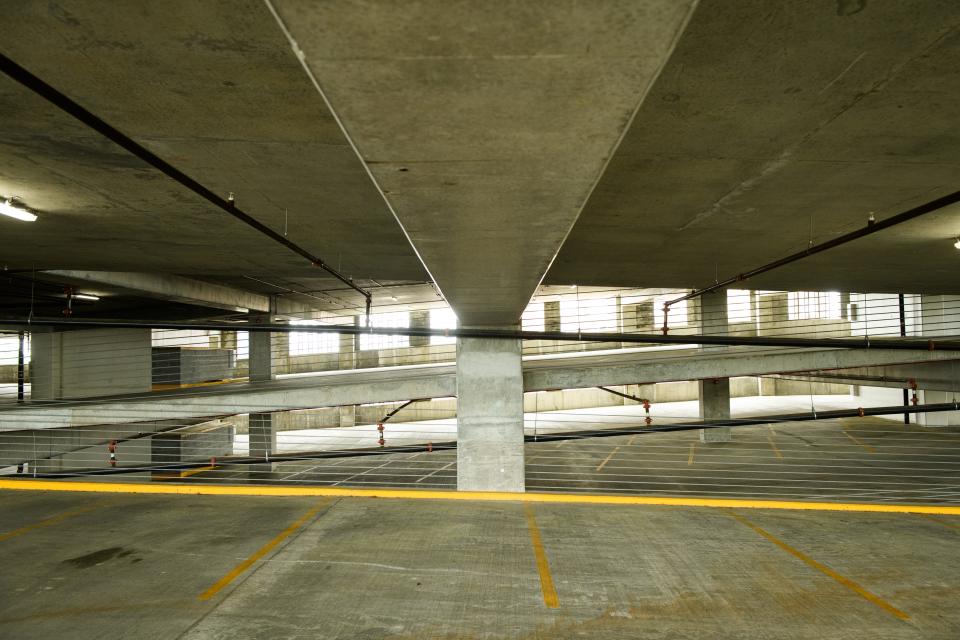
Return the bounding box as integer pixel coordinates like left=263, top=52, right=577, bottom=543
left=1, top=2, right=960, bottom=638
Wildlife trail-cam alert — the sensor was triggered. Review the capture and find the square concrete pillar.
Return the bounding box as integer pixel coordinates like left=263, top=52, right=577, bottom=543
left=699, top=378, right=732, bottom=442
left=248, top=315, right=273, bottom=383
left=409, top=310, right=430, bottom=348
left=698, top=291, right=731, bottom=443
left=248, top=313, right=275, bottom=471
left=338, top=326, right=357, bottom=370
left=339, top=405, right=356, bottom=428
left=456, top=335, right=524, bottom=492
left=917, top=297, right=960, bottom=427
left=544, top=301, right=561, bottom=333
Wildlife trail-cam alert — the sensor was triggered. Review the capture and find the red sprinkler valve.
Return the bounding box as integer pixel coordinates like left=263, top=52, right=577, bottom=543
left=108, top=440, right=118, bottom=467
left=857, top=407, right=865, bottom=417
left=427, top=442, right=433, bottom=453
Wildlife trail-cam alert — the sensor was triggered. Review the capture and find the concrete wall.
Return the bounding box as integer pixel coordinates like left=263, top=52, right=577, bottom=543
left=30, top=328, right=151, bottom=400
left=152, top=347, right=235, bottom=385
left=152, top=423, right=235, bottom=466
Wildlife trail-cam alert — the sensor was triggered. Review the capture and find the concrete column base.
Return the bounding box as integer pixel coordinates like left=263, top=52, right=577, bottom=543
left=699, top=426, right=732, bottom=443
left=456, top=335, right=525, bottom=492
left=698, top=377, right=731, bottom=443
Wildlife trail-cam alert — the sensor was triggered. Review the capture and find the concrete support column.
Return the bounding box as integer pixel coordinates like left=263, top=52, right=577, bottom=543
left=456, top=335, right=524, bottom=492
left=338, top=321, right=357, bottom=370
left=220, top=330, right=237, bottom=352
left=768, top=293, right=789, bottom=323
left=699, top=378, right=732, bottom=440
left=339, top=405, right=357, bottom=428
left=273, top=331, right=290, bottom=375
left=248, top=317, right=272, bottom=383
left=698, top=291, right=731, bottom=443
left=409, top=310, right=430, bottom=348
left=248, top=313, right=274, bottom=470
left=918, top=295, right=960, bottom=427
left=544, top=301, right=561, bottom=333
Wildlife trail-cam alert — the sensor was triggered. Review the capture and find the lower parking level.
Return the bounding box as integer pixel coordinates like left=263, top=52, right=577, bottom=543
left=1, top=489, right=959, bottom=639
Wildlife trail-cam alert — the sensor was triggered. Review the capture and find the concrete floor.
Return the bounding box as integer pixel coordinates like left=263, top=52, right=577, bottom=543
left=200, top=417, right=960, bottom=505
left=1, top=490, right=959, bottom=639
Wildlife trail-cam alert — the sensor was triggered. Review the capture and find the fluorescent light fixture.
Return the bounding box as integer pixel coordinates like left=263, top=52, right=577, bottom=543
left=0, top=198, right=37, bottom=222
left=73, top=293, right=100, bottom=302
left=954, top=238, right=960, bottom=250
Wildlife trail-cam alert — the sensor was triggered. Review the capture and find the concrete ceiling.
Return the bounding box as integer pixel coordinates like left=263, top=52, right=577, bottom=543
left=272, top=0, right=696, bottom=325
left=0, top=0, right=426, bottom=291
left=1, top=1, right=959, bottom=322
left=546, top=0, right=960, bottom=294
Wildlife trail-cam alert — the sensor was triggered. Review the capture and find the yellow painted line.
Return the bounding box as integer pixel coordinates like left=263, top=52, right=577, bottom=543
left=766, top=433, right=783, bottom=460
left=4, top=479, right=960, bottom=515
left=596, top=446, right=620, bottom=471
left=523, top=503, right=559, bottom=609
left=0, top=502, right=102, bottom=542
left=687, top=441, right=696, bottom=466
left=180, top=465, right=217, bottom=478
left=152, top=377, right=245, bottom=392
left=199, top=498, right=331, bottom=601
left=843, top=430, right=877, bottom=454
left=154, top=465, right=218, bottom=481
left=626, top=435, right=638, bottom=446
left=729, top=510, right=910, bottom=620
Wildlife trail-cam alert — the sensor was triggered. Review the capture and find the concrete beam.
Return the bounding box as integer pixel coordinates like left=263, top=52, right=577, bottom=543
left=47, top=271, right=271, bottom=313
left=272, top=0, right=697, bottom=325
left=522, top=346, right=960, bottom=393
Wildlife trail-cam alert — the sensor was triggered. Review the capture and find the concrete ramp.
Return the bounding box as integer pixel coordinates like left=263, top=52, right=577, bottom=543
left=2, top=346, right=958, bottom=433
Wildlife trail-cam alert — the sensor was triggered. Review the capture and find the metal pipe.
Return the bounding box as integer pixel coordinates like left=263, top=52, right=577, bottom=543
left=597, top=386, right=648, bottom=403
left=662, top=189, right=960, bottom=312
left=0, top=53, right=372, bottom=306
left=3, top=316, right=960, bottom=351
left=380, top=399, right=418, bottom=424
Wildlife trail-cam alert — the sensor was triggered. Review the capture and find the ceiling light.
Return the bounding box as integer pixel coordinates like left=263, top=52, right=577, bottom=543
left=954, top=238, right=960, bottom=250
left=569, top=284, right=577, bottom=289
left=0, top=198, right=37, bottom=222
left=73, top=293, right=100, bottom=302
